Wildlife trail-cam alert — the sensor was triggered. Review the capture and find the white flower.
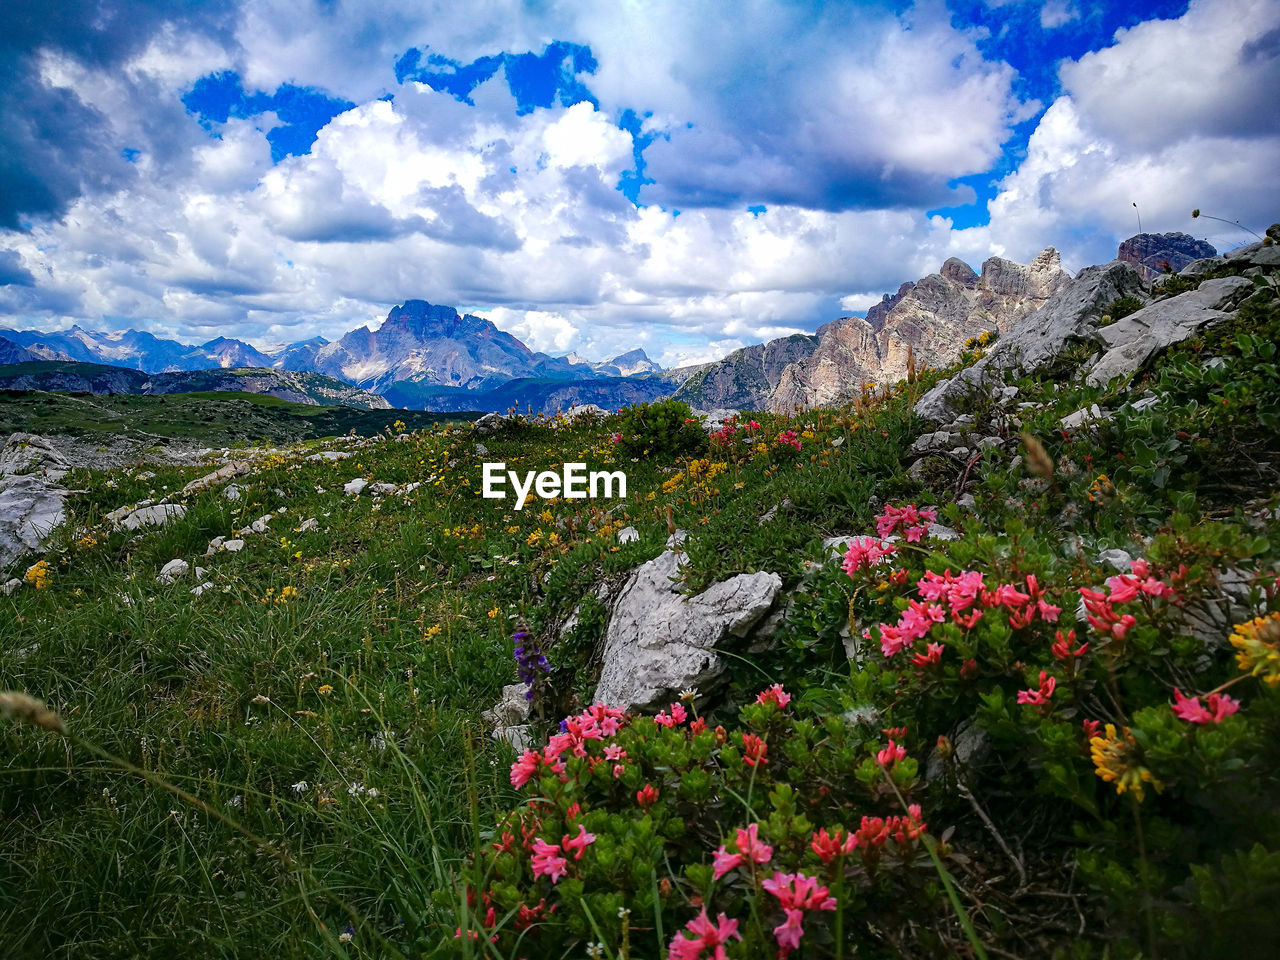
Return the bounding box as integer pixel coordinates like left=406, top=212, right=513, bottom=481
left=291, top=780, right=309, bottom=793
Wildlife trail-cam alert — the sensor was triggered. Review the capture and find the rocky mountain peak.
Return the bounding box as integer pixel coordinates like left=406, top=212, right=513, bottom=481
left=1117, top=232, right=1217, bottom=279
left=941, top=258, right=979, bottom=288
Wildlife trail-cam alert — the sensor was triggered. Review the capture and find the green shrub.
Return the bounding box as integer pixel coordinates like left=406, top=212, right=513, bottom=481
left=613, top=399, right=707, bottom=460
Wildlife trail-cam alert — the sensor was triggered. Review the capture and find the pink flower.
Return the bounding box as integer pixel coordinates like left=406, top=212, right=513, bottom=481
left=735, top=823, right=773, bottom=864
left=756, top=683, right=792, bottom=709
left=911, top=641, right=945, bottom=668
left=711, top=846, right=743, bottom=880
left=774, top=908, right=805, bottom=955
left=877, top=739, right=907, bottom=767
left=668, top=907, right=740, bottom=960
left=762, top=871, right=837, bottom=912
left=810, top=827, right=857, bottom=863
left=530, top=839, right=568, bottom=883
left=1017, top=670, right=1056, bottom=707
left=636, top=784, right=659, bottom=809
left=1171, top=689, right=1241, bottom=724
left=877, top=503, right=936, bottom=542
left=1051, top=629, right=1089, bottom=661
left=841, top=536, right=897, bottom=575
left=561, top=824, right=596, bottom=860
left=742, top=733, right=768, bottom=766
left=509, top=749, right=542, bottom=788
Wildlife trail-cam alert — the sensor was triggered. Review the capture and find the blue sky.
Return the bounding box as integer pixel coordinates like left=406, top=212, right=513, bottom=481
left=0, top=0, right=1276, bottom=366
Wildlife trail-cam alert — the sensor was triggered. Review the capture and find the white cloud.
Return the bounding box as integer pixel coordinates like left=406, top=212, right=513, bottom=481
left=1039, top=1, right=1079, bottom=30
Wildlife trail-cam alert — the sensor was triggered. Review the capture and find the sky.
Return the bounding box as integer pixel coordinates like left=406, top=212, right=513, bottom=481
left=0, top=0, right=1277, bottom=368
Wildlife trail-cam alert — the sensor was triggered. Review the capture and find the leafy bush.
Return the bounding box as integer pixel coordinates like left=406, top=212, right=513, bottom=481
left=613, top=399, right=707, bottom=460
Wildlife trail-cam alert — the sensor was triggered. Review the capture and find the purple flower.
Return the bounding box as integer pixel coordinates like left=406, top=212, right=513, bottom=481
left=513, top=631, right=550, bottom=701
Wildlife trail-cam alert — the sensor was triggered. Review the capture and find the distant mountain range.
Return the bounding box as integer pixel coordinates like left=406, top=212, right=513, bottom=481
left=0, top=362, right=390, bottom=409
left=0, top=232, right=1213, bottom=416
left=0, top=301, right=672, bottom=414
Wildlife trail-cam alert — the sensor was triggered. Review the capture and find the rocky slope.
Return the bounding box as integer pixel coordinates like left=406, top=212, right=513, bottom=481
left=678, top=248, right=1069, bottom=412
left=1117, top=231, right=1217, bottom=280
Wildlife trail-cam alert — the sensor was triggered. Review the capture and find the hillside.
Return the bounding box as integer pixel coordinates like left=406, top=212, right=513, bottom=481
left=0, top=229, right=1278, bottom=958
left=0, top=361, right=391, bottom=409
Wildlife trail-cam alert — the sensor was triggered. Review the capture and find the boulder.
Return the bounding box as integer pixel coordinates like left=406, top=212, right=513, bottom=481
left=306, top=451, right=352, bottom=462
left=0, top=475, right=66, bottom=569
left=473, top=413, right=516, bottom=436
left=0, top=434, right=71, bottom=482
left=594, top=547, right=782, bottom=709
left=1085, top=276, right=1252, bottom=387
left=114, top=503, right=186, bottom=531
left=563, top=403, right=608, bottom=421
left=698, top=408, right=743, bottom=434
left=916, top=260, right=1147, bottom=423
left=180, top=461, right=249, bottom=497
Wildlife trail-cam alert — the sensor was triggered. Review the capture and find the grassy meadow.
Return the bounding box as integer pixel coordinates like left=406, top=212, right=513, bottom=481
left=2, top=284, right=1280, bottom=958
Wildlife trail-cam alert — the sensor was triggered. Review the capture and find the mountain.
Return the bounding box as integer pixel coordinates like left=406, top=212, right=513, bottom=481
left=0, top=326, right=280, bottom=374
left=673, top=335, right=819, bottom=410
left=271, top=336, right=330, bottom=371
left=0, top=361, right=390, bottom=408
left=1117, top=232, right=1217, bottom=280
left=0, top=337, right=37, bottom=365
left=677, top=248, right=1070, bottom=412
left=312, top=300, right=541, bottom=392
left=566, top=348, right=664, bottom=377
left=195, top=337, right=274, bottom=369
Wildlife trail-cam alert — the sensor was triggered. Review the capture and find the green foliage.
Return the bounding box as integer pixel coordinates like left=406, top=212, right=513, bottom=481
left=613, top=398, right=707, bottom=459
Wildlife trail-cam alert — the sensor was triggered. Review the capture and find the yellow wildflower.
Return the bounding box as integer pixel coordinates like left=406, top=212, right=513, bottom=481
left=318, top=684, right=334, bottom=696
left=1230, top=612, right=1280, bottom=687
left=24, top=560, right=50, bottom=590
left=1090, top=723, right=1162, bottom=802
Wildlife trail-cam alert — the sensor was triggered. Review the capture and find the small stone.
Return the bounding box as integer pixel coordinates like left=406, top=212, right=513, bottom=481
left=297, top=518, right=319, bottom=533
left=222, top=539, right=245, bottom=552
left=223, top=485, right=242, bottom=501
left=617, top=525, right=639, bottom=544
left=1, top=578, right=22, bottom=595
left=344, top=478, right=368, bottom=496
left=157, top=559, right=190, bottom=584
left=1098, top=548, right=1133, bottom=572
left=190, top=582, right=214, bottom=596
left=475, top=443, right=489, bottom=456
left=1061, top=404, right=1105, bottom=429
left=370, top=482, right=399, bottom=496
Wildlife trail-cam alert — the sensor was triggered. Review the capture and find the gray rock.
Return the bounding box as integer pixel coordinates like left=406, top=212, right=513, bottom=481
left=483, top=683, right=533, bottom=728
left=0, top=474, right=67, bottom=568
left=1097, top=548, right=1133, bottom=572
left=222, top=539, right=245, bottom=553
left=916, top=260, right=1147, bottom=423
left=116, top=503, right=186, bottom=531
left=297, top=518, right=319, bottom=533
left=181, top=462, right=250, bottom=497
left=957, top=493, right=976, bottom=509
left=369, top=482, right=399, bottom=496
left=306, top=450, right=352, bottom=462
left=1225, top=239, right=1280, bottom=270
left=617, top=525, right=639, bottom=544
left=222, top=484, right=243, bottom=502
left=157, top=559, right=190, bottom=584
left=1178, top=256, right=1226, bottom=278
left=474, top=443, right=489, bottom=457
left=473, top=413, right=515, bottom=436
left=1085, top=276, right=1253, bottom=387
left=190, top=582, right=214, bottom=597
left=911, top=431, right=952, bottom=454
left=975, top=436, right=1004, bottom=451
left=930, top=523, right=961, bottom=542
left=0, top=433, right=71, bottom=482
left=1128, top=396, right=1161, bottom=413
left=698, top=408, right=743, bottom=434
left=205, top=536, right=225, bottom=555
left=1061, top=404, right=1105, bottom=429
left=594, top=548, right=782, bottom=709
left=343, top=478, right=368, bottom=496
left=1, top=577, right=21, bottom=595
left=563, top=403, right=608, bottom=421
left=249, top=515, right=271, bottom=534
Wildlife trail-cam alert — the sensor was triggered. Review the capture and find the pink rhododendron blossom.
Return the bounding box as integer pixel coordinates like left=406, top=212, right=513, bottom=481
left=877, top=503, right=937, bottom=542
left=1051, top=629, right=1090, bottom=661
left=742, top=733, right=768, bottom=766
left=1172, top=689, right=1241, bottom=724
left=1017, top=670, right=1056, bottom=707
left=510, top=749, right=542, bottom=788
left=841, top=536, right=897, bottom=575
left=530, top=839, right=568, bottom=883
left=911, top=641, right=945, bottom=668
left=668, top=907, right=740, bottom=960
left=877, top=739, right=907, bottom=767
left=756, top=683, right=792, bottom=709
left=561, top=824, right=596, bottom=860
left=810, top=827, right=857, bottom=863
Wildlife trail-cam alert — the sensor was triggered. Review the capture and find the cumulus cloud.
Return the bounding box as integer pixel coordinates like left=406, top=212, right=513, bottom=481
left=972, top=0, right=1280, bottom=266
left=1, top=0, right=1277, bottom=369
